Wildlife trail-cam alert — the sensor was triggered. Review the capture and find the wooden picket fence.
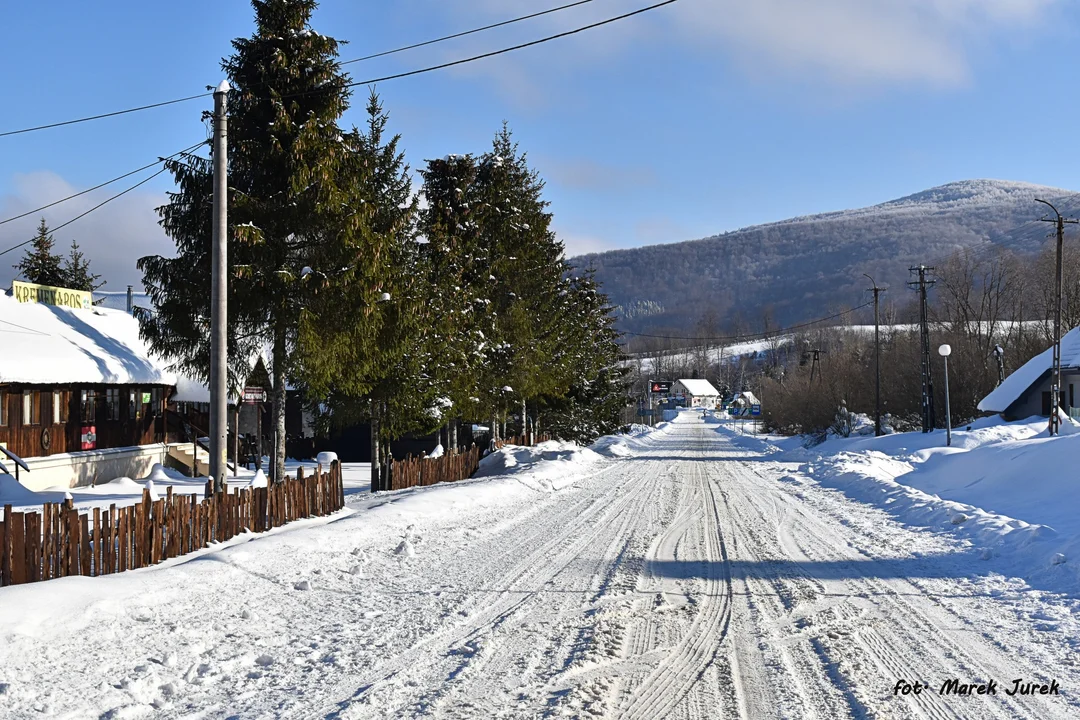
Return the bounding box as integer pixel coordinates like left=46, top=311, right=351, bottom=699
left=389, top=447, right=481, bottom=491
left=0, top=462, right=345, bottom=587
left=493, top=434, right=551, bottom=450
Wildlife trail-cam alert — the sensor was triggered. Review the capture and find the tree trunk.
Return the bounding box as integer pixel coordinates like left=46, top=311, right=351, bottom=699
left=450, top=419, right=458, bottom=453
left=381, top=437, right=391, bottom=489
left=521, top=398, right=527, bottom=442
left=232, top=403, right=240, bottom=477
left=271, top=318, right=288, bottom=484
left=380, top=403, right=391, bottom=490
left=370, top=412, right=380, bottom=492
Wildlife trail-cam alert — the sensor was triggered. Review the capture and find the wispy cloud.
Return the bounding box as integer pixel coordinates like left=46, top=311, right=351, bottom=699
left=418, top=0, right=1062, bottom=91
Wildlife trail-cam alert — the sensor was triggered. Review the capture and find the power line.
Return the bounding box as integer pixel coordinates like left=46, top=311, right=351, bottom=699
left=0, top=164, right=175, bottom=260
left=340, top=0, right=597, bottom=65
left=0, top=93, right=212, bottom=139
left=622, top=301, right=875, bottom=343
left=341, top=0, right=678, bottom=91
left=0, top=1, right=677, bottom=139
left=0, top=140, right=208, bottom=228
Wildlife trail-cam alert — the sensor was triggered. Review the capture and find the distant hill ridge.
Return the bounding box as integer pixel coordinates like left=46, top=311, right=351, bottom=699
left=570, top=179, right=1080, bottom=334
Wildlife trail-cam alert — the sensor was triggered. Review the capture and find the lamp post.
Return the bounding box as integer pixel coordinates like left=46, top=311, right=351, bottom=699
left=939, top=344, right=952, bottom=447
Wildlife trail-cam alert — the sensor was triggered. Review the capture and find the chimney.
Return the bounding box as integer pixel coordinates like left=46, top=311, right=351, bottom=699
left=126, top=285, right=133, bottom=314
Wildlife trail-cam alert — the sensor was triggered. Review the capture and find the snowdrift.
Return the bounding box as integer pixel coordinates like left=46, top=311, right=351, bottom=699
left=728, top=416, right=1080, bottom=593
left=474, top=440, right=604, bottom=492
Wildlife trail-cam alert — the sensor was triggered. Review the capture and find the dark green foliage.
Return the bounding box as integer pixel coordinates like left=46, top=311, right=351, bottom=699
left=14, top=219, right=66, bottom=287
left=62, top=240, right=104, bottom=293
left=140, top=1, right=630, bottom=462
left=536, top=270, right=631, bottom=444
left=140, top=0, right=377, bottom=479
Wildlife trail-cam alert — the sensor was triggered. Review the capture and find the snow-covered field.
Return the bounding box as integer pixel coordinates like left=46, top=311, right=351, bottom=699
left=2, top=413, right=1080, bottom=718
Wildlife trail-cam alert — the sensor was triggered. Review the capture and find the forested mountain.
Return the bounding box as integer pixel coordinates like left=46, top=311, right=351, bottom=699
left=570, top=180, right=1080, bottom=335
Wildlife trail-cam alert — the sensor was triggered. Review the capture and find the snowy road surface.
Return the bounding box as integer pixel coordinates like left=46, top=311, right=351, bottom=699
left=3, top=414, right=1080, bottom=718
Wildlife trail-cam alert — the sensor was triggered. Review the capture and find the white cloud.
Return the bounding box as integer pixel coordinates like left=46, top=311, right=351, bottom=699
left=672, top=0, right=1060, bottom=86
left=0, top=171, right=171, bottom=292
left=422, top=0, right=1062, bottom=89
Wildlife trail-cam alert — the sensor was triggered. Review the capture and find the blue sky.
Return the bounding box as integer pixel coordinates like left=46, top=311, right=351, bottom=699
left=2, top=0, right=1080, bottom=289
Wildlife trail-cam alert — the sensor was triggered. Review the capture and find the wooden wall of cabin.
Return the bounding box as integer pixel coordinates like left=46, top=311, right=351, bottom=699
left=0, top=384, right=168, bottom=460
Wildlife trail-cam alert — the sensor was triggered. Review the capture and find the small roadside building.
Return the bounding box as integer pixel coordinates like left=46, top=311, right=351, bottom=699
left=978, top=327, right=1080, bottom=420
left=673, top=378, right=721, bottom=408
left=0, top=282, right=179, bottom=489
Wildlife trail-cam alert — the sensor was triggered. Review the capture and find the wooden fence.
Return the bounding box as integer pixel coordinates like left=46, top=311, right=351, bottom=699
left=0, top=462, right=345, bottom=587
left=389, top=447, right=481, bottom=491
left=493, top=434, right=551, bottom=450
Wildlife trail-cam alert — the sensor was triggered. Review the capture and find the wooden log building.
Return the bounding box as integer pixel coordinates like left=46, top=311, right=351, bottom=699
left=0, top=282, right=179, bottom=488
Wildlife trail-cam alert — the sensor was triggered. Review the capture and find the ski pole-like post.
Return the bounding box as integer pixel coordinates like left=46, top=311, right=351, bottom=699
left=209, top=79, right=230, bottom=491
left=939, top=344, right=952, bottom=447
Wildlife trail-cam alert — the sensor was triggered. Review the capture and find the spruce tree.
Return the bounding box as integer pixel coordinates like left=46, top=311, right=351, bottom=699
left=62, top=240, right=104, bottom=292
left=536, top=269, right=630, bottom=443
left=296, top=90, right=431, bottom=488
left=417, top=154, right=490, bottom=435
left=15, top=219, right=66, bottom=287
left=140, top=0, right=375, bottom=481
left=472, top=126, right=570, bottom=434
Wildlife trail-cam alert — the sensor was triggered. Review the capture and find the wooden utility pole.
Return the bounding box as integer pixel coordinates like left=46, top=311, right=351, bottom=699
left=1036, top=198, right=1078, bottom=435
left=864, top=274, right=886, bottom=436
left=909, top=265, right=936, bottom=433
left=209, top=80, right=230, bottom=490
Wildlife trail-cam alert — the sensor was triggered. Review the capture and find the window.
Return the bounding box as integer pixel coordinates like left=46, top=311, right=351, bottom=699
left=106, top=388, right=121, bottom=421
left=130, top=390, right=140, bottom=421
left=0, top=390, right=5, bottom=426
left=53, top=391, right=61, bottom=425
left=23, top=390, right=40, bottom=425
left=81, top=389, right=97, bottom=422
left=151, top=387, right=163, bottom=416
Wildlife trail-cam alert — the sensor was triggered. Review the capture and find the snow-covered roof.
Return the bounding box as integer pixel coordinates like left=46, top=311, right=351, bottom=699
left=0, top=292, right=175, bottom=386
left=676, top=378, right=720, bottom=397
left=732, top=391, right=760, bottom=406
left=978, top=327, right=1080, bottom=413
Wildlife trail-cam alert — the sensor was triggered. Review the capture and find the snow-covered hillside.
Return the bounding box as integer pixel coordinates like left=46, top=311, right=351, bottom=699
left=573, top=179, right=1080, bottom=333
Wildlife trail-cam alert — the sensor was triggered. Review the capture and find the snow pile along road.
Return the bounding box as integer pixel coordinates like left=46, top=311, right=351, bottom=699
left=733, top=414, right=1080, bottom=594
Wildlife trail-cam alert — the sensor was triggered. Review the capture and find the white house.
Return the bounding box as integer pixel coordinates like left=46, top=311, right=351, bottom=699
left=978, top=327, right=1080, bottom=420
left=673, top=379, right=721, bottom=408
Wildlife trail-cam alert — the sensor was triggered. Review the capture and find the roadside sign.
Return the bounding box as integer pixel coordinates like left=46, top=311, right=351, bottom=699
left=650, top=380, right=672, bottom=394
left=637, top=409, right=654, bottom=417
left=243, top=387, right=267, bottom=404
left=751, top=404, right=762, bottom=417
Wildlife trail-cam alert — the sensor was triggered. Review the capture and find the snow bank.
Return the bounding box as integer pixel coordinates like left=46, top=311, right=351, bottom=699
left=474, top=440, right=603, bottom=492
left=728, top=416, right=1080, bottom=592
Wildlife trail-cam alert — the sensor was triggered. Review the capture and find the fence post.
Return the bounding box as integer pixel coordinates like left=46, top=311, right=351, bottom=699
left=92, top=508, right=102, bottom=577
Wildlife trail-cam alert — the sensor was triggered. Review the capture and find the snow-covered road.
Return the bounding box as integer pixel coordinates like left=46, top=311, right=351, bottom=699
left=3, top=414, right=1080, bottom=718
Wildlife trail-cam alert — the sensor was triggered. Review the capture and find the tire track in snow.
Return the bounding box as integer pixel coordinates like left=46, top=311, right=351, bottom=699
left=619, top=441, right=735, bottom=720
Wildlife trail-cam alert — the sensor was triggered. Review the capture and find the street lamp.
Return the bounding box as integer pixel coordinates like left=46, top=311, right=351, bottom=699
left=938, top=344, right=952, bottom=447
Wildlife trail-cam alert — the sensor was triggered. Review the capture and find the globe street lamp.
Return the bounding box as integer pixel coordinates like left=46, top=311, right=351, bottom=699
left=939, top=344, right=952, bottom=447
